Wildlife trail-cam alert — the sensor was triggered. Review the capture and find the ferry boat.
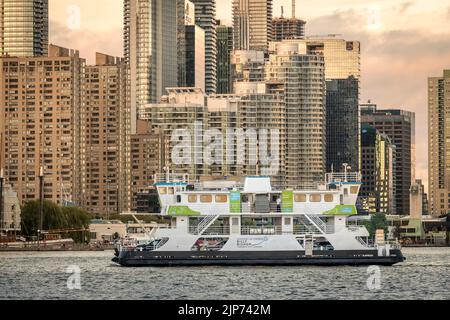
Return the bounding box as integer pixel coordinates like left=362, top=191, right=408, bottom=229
left=113, top=173, right=405, bottom=267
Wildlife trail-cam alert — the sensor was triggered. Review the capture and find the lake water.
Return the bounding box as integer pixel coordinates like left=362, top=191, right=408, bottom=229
left=0, top=247, right=449, bottom=300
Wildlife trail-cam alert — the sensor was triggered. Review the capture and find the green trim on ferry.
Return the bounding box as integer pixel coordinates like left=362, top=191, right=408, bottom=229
left=323, top=205, right=357, bottom=216
left=281, top=190, right=294, bottom=213
left=230, top=191, right=241, bottom=213
left=167, top=206, right=200, bottom=216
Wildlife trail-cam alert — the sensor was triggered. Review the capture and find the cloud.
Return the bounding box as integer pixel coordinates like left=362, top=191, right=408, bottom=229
left=308, top=9, right=450, bottom=187
left=398, top=2, right=414, bottom=14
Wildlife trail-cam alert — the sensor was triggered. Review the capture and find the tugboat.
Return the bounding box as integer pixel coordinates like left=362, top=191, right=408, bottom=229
left=113, top=173, right=405, bottom=266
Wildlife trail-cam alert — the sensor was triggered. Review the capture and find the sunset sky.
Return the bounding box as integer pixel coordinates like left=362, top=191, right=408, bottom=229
left=49, top=0, right=450, bottom=190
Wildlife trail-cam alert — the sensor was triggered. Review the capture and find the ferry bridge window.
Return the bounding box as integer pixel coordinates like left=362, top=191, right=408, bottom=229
left=188, top=195, right=197, bottom=203
left=201, top=195, right=213, bottom=203
left=159, top=187, right=167, bottom=195
left=295, top=194, right=306, bottom=202
left=310, top=194, right=322, bottom=202
left=168, top=187, right=174, bottom=195
left=215, top=195, right=228, bottom=203
left=324, top=194, right=334, bottom=202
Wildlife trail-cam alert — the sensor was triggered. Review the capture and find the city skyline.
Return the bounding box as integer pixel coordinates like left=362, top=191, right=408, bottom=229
left=47, top=0, right=450, bottom=191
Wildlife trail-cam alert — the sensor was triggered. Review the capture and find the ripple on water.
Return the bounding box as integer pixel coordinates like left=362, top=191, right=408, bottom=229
left=0, top=248, right=449, bottom=300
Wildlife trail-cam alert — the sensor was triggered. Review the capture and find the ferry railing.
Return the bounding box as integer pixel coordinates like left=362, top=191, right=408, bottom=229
left=189, top=226, right=231, bottom=236
left=326, top=172, right=361, bottom=184
left=240, top=226, right=283, bottom=236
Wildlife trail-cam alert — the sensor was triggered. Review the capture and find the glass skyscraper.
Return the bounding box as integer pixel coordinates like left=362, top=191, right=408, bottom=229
left=0, top=0, right=48, bottom=57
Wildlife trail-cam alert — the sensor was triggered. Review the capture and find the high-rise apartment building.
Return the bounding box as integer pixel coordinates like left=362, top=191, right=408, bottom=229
left=361, top=103, right=416, bottom=215
left=0, top=45, right=85, bottom=206
left=82, top=53, right=130, bottom=217
left=359, top=124, right=395, bottom=215
left=216, top=22, right=233, bottom=94
left=140, top=88, right=208, bottom=179
left=130, top=120, right=164, bottom=211
left=0, top=0, right=48, bottom=57
left=190, top=0, right=217, bottom=94
left=124, top=0, right=181, bottom=132
left=233, top=0, right=273, bottom=52
left=271, top=39, right=361, bottom=175
left=265, top=42, right=326, bottom=187
left=428, top=70, right=450, bottom=217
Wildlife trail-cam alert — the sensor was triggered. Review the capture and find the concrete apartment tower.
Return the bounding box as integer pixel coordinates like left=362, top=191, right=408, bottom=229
left=82, top=54, right=131, bottom=217
left=265, top=42, right=326, bottom=188
left=124, top=0, right=180, bottom=132
left=190, top=0, right=217, bottom=94
left=428, top=70, right=450, bottom=217
left=0, top=45, right=85, bottom=206
left=270, top=39, right=361, bottom=175
left=0, top=0, right=48, bottom=57
left=233, top=0, right=273, bottom=52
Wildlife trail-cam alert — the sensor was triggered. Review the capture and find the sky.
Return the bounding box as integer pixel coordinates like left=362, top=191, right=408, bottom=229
left=49, top=0, right=450, bottom=191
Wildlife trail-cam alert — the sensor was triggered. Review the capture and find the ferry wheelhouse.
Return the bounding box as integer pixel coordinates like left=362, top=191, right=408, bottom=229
left=113, top=173, right=405, bottom=266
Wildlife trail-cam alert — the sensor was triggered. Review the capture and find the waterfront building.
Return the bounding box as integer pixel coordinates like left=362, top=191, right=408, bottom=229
left=428, top=70, right=450, bottom=217
left=139, top=88, right=208, bottom=179
left=361, top=103, right=416, bottom=216
left=359, top=124, right=396, bottom=215
left=264, top=42, right=326, bottom=187
left=0, top=45, right=85, bottom=206
left=0, top=0, right=48, bottom=57
left=82, top=53, right=130, bottom=217
left=216, top=22, right=233, bottom=94
left=232, top=0, right=273, bottom=52
left=326, top=77, right=360, bottom=173
left=0, top=184, right=21, bottom=233
left=190, top=0, right=217, bottom=94
left=270, top=38, right=361, bottom=174
left=130, top=120, right=164, bottom=211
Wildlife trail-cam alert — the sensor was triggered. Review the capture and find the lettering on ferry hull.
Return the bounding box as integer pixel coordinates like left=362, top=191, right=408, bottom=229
left=237, top=237, right=270, bottom=248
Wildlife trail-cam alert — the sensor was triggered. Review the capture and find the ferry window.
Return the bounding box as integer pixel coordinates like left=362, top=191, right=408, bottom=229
left=284, top=218, right=291, bottom=225
left=350, top=186, right=359, bottom=194
left=159, top=187, right=167, bottom=195
left=294, top=194, right=306, bottom=202
left=176, top=195, right=181, bottom=203
left=168, top=187, right=174, bottom=195
left=215, top=195, right=228, bottom=203
left=324, top=194, right=334, bottom=202
left=188, top=195, right=197, bottom=203
left=310, top=194, right=322, bottom=202
left=200, top=195, right=213, bottom=203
